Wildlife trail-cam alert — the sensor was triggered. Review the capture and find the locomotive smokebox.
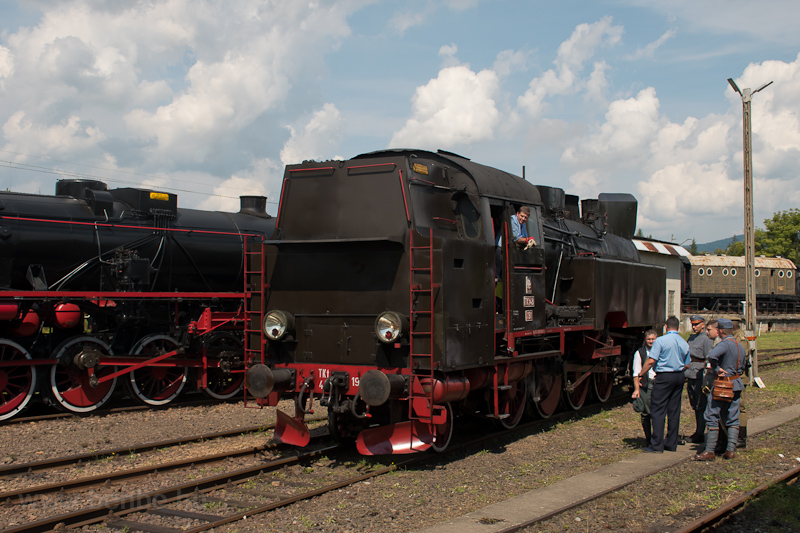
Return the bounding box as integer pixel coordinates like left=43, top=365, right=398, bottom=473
left=359, top=370, right=406, bottom=406
left=245, top=364, right=293, bottom=398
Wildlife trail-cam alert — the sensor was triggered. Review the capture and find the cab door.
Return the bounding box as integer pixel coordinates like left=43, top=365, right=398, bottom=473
left=505, top=205, right=546, bottom=331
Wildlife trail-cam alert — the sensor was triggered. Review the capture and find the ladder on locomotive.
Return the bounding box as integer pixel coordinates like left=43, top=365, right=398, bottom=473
left=408, top=229, right=444, bottom=425
left=242, top=236, right=266, bottom=369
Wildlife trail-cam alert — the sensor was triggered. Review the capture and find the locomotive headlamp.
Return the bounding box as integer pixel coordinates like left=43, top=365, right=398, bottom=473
left=375, top=311, right=407, bottom=343
left=263, top=310, right=294, bottom=341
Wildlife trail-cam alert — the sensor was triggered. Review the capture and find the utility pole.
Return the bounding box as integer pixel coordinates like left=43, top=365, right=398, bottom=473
left=728, top=77, right=772, bottom=379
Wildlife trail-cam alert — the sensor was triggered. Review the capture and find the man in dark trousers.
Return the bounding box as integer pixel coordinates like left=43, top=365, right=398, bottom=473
left=638, top=316, right=690, bottom=453
left=686, top=315, right=714, bottom=442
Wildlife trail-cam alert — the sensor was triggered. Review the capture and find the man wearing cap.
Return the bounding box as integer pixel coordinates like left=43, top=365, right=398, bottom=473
left=693, top=318, right=747, bottom=461
left=686, top=315, right=714, bottom=443
left=731, top=320, right=752, bottom=448
left=637, top=316, right=691, bottom=453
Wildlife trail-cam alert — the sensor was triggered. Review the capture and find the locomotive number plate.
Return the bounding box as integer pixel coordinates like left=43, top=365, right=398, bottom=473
left=525, top=276, right=532, bottom=294
left=524, top=296, right=535, bottom=307
left=525, top=310, right=534, bottom=321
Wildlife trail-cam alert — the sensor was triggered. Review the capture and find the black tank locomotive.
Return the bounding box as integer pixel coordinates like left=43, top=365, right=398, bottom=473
left=0, top=179, right=275, bottom=420
left=243, top=149, right=665, bottom=454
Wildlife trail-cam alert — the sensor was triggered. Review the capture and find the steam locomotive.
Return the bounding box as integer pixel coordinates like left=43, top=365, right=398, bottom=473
left=243, top=149, right=666, bottom=455
left=0, top=179, right=275, bottom=421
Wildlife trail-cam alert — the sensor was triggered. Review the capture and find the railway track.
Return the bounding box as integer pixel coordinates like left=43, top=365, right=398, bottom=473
left=0, top=392, right=632, bottom=532
left=1, top=395, right=242, bottom=426
left=674, top=464, right=800, bottom=533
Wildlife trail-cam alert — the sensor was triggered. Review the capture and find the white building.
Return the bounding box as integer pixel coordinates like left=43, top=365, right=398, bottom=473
left=632, top=239, right=691, bottom=321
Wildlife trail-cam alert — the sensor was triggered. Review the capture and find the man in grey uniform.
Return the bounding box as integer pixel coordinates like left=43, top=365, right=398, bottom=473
left=685, top=315, right=714, bottom=443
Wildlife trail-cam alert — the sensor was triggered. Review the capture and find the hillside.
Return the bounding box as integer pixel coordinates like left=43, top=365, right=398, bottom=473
left=695, top=234, right=744, bottom=254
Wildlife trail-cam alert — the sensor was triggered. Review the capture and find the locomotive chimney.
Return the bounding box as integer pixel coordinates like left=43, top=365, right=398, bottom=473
left=239, top=196, right=270, bottom=218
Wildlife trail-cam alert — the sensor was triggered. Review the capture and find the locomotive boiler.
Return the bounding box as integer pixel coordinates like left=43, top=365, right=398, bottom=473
left=0, top=179, right=275, bottom=420
left=243, top=149, right=665, bottom=454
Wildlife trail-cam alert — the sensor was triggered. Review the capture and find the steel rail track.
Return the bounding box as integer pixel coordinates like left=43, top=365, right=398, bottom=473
left=0, top=415, right=326, bottom=478
left=0, top=390, right=632, bottom=532
left=673, top=464, right=800, bottom=533
left=1, top=396, right=243, bottom=426
left=0, top=444, right=341, bottom=533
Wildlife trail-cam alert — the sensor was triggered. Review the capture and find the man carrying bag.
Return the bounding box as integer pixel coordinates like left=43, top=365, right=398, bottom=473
left=693, top=318, right=746, bottom=461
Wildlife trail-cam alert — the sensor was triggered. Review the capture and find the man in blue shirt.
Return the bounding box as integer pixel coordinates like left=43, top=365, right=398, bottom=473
left=637, top=316, right=690, bottom=453
left=510, top=206, right=531, bottom=247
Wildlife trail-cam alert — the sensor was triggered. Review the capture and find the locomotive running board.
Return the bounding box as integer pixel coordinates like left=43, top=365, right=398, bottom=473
left=356, top=420, right=434, bottom=455
left=274, top=410, right=311, bottom=447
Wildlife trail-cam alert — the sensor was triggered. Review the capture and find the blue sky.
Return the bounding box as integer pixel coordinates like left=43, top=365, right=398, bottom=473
left=1, top=0, right=799, bottom=244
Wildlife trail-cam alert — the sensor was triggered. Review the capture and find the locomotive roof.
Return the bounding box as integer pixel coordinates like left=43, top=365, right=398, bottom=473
left=688, top=255, right=796, bottom=269
left=353, top=149, right=543, bottom=205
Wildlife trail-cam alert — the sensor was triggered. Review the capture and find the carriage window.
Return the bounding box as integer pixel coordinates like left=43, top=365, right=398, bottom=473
left=730, top=268, right=737, bottom=276
left=789, top=271, right=794, bottom=278
left=755, top=269, right=760, bottom=277
left=779, top=270, right=785, bottom=278
left=723, top=268, right=729, bottom=276
left=706, top=268, right=713, bottom=276
left=698, top=268, right=705, bottom=276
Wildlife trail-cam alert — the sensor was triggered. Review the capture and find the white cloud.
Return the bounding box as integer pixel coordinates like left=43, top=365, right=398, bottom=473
left=625, top=29, right=677, bottom=61
left=280, top=103, right=344, bottom=166
left=3, top=110, right=106, bottom=155
left=196, top=157, right=280, bottom=213
left=623, top=0, right=800, bottom=45
left=493, top=49, right=529, bottom=78
left=518, top=16, right=623, bottom=117
left=0, top=45, right=13, bottom=89
left=439, top=43, right=460, bottom=68
left=389, top=65, right=500, bottom=148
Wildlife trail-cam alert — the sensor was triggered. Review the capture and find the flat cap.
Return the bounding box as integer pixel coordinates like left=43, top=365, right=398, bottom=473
left=717, top=318, right=733, bottom=329
left=690, top=315, right=704, bottom=323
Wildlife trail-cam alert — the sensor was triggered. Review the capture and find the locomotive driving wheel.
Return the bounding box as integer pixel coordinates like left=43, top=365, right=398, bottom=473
left=127, top=335, right=187, bottom=406
left=431, top=402, right=454, bottom=452
left=495, top=378, right=527, bottom=430
left=0, top=339, right=37, bottom=421
left=527, top=358, right=562, bottom=419
left=561, top=362, right=590, bottom=411
left=48, top=336, right=117, bottom=413
left=201, top=333, right=244, bottom=400
left=592, top=360, right=615, bottom=403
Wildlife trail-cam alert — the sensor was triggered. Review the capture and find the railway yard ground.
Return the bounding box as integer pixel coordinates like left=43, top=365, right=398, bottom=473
left=1, top=356, right=799, bottom=532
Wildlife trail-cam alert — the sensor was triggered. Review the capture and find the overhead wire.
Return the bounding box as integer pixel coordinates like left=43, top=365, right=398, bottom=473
left=0, top=149, right=278, bottom=206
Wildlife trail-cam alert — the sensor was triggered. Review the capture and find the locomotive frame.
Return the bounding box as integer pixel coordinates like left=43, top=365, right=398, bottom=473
left=243, top=149, right=666, bottom=455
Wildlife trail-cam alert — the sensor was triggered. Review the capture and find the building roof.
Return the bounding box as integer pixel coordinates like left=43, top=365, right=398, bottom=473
left=632, top=239, right=692, bottom=257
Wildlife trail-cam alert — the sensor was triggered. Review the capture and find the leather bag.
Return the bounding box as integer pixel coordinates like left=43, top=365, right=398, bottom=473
left=712, top=379, right=734, bottom=402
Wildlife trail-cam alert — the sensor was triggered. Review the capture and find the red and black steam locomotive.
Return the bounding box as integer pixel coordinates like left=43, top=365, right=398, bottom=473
left=243, top=149, right=666, bottom=454
left=0, top=179, right=275, bottom=421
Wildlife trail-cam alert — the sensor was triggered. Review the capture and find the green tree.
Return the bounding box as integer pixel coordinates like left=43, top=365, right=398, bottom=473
left=689, top=239, right=699, bottom=255
left=635, top=228, right=645, bottom=238
left=758, top=209, right=800, bottom=264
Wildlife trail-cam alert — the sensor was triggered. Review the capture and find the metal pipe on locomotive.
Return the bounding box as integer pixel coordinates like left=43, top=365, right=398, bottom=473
left=243, top=149, right=665, bottom=454
left=0, top=179, right=275, bottom=420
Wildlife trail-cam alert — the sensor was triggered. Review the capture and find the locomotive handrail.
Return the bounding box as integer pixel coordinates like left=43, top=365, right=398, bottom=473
left=0, top=214, right=263, bottom=238
left=263, top=235, right=405, bottom=244
left=0, top=290, right=245, bottom=299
